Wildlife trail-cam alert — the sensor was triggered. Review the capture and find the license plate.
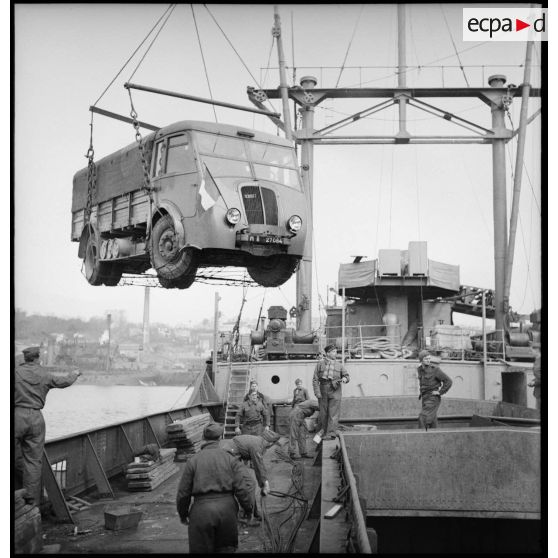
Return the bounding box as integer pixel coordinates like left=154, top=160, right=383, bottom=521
left=248, top=235, right=283, bottom=244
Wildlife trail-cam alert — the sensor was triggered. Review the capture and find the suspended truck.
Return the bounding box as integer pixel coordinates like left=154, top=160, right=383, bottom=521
left=71, top=121, right=308, bottom=289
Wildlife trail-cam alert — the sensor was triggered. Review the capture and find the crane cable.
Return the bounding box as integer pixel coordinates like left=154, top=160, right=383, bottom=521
left=334, top=4, right=365, bottom=88
left=127, top=4, right=177, bottom=82
left=203, top=4, right=279, bottom=115
left=191, top=4, right=218, bottom=124
left=92, top=4, right=176, bottom=108
left=440, top=4, right=470, bottom=87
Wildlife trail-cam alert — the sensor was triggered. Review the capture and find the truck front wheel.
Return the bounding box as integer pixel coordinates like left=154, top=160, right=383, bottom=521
left=150, top=215, right=198, bottom=286
left=246, top=254, right=299, bottom=288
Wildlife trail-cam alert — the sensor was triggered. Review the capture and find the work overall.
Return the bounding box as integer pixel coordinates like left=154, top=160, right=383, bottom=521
left=288, top=406, right=308, bottom=457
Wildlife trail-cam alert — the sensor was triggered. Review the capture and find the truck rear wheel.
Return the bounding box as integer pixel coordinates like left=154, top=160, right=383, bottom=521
left=150, top=215, right=198, bottom=286
left=102, top=265, right=123, bottom=286
left=246, top=254, right=299, bottom=288
left=84, top=233, right=108, bottom=286
left=84, top=234, right=123, bottom=286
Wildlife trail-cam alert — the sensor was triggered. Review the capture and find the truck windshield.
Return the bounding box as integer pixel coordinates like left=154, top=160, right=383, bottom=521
left=193, top=131, right=301, bottom=190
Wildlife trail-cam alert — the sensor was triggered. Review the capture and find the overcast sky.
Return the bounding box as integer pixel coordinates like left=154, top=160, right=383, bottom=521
left=14, top=3, right=543, bottom=329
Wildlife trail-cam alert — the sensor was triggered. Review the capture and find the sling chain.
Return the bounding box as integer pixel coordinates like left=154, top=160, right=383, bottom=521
left=128, top=90, right=153, bottom=194
left=84, top=118, right=97, bottom=225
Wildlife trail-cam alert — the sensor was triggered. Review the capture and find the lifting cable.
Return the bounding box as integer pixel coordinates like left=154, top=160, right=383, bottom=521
left=203, top=4, right=279, bottom=115
left=84, top=4, right=175, bottom=233
left=92, top=4, right=176, bottom=108
left=334, top=4, right=365, bottom=88
left=127, top=4, right=177, bottom=82
left=191, top=4, right=218, bottom=124
left=440, top=5, right=470, bottom=87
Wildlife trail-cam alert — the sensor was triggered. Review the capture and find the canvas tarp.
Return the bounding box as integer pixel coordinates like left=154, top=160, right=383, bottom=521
left=428, top=259, right=460, bottom=292
left=338, top=260, right=377, bottom=289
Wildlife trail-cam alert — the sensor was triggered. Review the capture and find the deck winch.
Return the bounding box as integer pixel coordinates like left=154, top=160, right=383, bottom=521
left=250, top=306, right=320, bottom=360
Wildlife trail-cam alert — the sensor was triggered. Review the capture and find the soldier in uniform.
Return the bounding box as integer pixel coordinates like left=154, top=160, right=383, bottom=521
left=14, top=346, right=81, bottom=505
left=417, top=350, right=453, bottom=429
left=220, top=429, right=281, bottom=520
left=312, top=344, right=350, bottom=440
left=288, top=399, right=319, bottom=459
left=235, top=391, right=270, bottom=436
left=291, top=378, right=309, bottom=407
left=176, top=423, right=253, bottom=553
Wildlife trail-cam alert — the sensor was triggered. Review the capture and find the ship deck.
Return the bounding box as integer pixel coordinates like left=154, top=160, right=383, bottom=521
left=40, top=440, right=322, bottom=554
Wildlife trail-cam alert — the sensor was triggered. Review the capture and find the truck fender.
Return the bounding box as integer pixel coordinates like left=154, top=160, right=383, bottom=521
left=77, top=223, right=98, bottom=259
left=153, top=201, right=186, bottom=247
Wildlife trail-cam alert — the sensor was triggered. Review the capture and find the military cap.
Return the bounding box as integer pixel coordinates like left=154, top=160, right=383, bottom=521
left=203, top=422, right=224, bottom=440
left=261, top=429, right=281, bottom=443
left=324, top=344, right=337, bottom=354
left=418, top=350, right=431, bottom=361
left=22, top=346, right=41, bottom=358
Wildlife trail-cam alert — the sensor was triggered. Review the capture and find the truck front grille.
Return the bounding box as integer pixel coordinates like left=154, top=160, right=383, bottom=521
left=241, top=186, right=278, bottom=226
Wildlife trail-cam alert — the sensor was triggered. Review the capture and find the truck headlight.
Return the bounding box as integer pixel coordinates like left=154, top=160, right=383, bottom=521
left=226, top=208, right=241, bottom=225
left=287, top=215, right=302, bottom=233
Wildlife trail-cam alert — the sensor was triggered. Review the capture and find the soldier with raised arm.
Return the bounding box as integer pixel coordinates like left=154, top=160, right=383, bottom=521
left=14, top=346, right=81, bottom=505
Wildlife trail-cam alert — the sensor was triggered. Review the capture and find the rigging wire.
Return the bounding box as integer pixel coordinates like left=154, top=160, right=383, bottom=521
left=127, top=4, right=178, bottom=82
left=439, top=4, right=470, bottom=87
left=334, top=4, right=365, bottom=88
left=203, top=4, right=278, bottom=115
left=344, top=43, right=485, bottom=89
left=408, top=4, right=421, bottom=77
left=92, top=4, right=175, bottom=107
left=505, top=138, right=537, bottom=311
left=191, top=4, right=218, bottom=123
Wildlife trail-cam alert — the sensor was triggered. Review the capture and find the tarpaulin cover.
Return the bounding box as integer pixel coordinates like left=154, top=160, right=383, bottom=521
left=428, top=259, right=460, bottom=292
left=338, top=260, right=377, bottom=289
left=72, top=136, right=155, bottom=213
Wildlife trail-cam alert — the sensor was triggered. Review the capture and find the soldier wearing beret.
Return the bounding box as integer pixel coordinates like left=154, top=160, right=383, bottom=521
left=312, top=344, right=350, bottom=440
left=14, top=346, right=81, bottom=505
left=176, top=423, right=253, bottom=553
left=417, top=350, right=453, bottom=429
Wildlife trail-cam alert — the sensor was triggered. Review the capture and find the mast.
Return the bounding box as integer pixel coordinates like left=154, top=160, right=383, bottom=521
left=273, top=6, right=293, bottom=140
left=396, top=4, right=409, bottom=139
left=296, top=76, right=316, bottom=332
left=488, top=74, right=509, bottom=334
left=503, top=41, right=535, bottom=311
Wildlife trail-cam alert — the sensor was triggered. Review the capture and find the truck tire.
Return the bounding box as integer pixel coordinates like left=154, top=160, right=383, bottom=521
left=150, top=214, right=199, bottom=285
left=246, top=254, right=299, bottom=288
left=84, top=233, right=109, bottom=286
left=102, top=265, right=123, bottom=286
left=158, top=273, right=196, bottom=290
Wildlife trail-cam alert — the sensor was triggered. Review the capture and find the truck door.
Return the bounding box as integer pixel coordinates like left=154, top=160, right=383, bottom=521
left=151, top=133, right=199, bottom=217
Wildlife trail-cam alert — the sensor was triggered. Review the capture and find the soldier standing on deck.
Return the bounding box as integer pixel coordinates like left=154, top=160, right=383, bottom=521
left=312, top=344, right=350, bottom=440
left=14, top=346, right=81, bottom=505
left=176, top=423, right=253, bottom=553
left=417, top=350, right=453, bottom=429
left=236, top=391, right=270, bottom=436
